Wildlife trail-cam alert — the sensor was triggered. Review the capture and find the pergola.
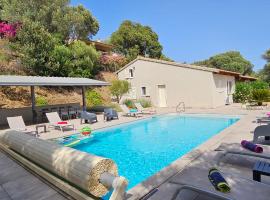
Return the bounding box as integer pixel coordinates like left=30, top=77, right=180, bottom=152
left=0, top=75, right=110, bottom=122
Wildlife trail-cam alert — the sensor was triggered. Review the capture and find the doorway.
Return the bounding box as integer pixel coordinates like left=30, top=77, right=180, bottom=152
left=226, top=81, right=233, bottom=104
left=157, top=85, right=167, bottom=107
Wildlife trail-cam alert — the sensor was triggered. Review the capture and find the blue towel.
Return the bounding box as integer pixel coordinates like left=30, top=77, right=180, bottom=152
left=208, top=168, right=230, bottom=193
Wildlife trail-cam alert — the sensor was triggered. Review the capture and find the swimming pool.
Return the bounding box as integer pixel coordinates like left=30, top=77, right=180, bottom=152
left=58, top=114, right=239, bottom=191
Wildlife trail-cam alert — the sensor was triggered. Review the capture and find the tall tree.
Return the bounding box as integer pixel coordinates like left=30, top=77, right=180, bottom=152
left=260, top=49, right=270, bottom=82
left=1, top=0, right=100, bottom=77
left=110, top=20, right=163, bottom=61
left=193, top=51, right=253, bottom=75
left=0, top=0, right=99, bottom=40
left=110, top=80, right=130, bottom=103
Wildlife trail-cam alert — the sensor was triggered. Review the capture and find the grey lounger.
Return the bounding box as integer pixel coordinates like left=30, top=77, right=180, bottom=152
left=253, top=124, right=270, bottom=143
left=256, top=117, right=270, bottom=125
left=143, top=184, right=232, bottom=200
left=215, top=143, right=270, bottom=161
left=168, top=167, right=270, bottom=200
left=80, top=111, right=98, bottom=124
left=141, top=149, right=270, bottom=200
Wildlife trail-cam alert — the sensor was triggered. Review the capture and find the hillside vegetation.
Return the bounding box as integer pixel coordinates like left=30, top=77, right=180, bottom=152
left=0, top=72, right=117, bottom=108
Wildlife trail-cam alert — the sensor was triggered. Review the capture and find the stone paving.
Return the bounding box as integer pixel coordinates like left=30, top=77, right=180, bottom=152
left=0, top=150, right=70, bottom=200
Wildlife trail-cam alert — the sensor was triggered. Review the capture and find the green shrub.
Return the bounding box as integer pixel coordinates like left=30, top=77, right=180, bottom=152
left=233, top=82, right=253, bottom=103
left=137, top=98, right=152, bottom=108
left=252, top=89, right=270, bottom=106
left=0, top=52, right=10, bottom=63
left=250, top=80, right=269, bottom=90
left=36, top=96, right=48, bottom=106
left=233, top=80, right=269, bottom=103
left=123, top=99, right=135, bottom=108
left=86, top=90, right=103, bottom=107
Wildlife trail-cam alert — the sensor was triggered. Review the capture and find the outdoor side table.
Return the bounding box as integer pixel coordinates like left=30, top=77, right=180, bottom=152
left=36, top=124, right=47, bottom=134
left=253, top=161, right=270, bottom=182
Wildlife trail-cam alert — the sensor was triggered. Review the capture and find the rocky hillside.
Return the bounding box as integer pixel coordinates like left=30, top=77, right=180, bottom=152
left=0, top=71, right=117, bottom=109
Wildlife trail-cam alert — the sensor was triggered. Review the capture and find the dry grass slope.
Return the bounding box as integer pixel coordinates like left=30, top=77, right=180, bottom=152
left=0, top=72, right=117, bottom=108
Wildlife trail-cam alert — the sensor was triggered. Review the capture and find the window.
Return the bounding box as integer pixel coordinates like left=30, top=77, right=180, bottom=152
left=141, top=87, right=146, bottom=96
left=129, top=69, right=134, bottom=78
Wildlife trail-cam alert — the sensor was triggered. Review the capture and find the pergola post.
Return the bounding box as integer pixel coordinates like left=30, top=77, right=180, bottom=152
left=30, top=86, right=37, bottom=123
left=82, top=86, right=86, bottom=111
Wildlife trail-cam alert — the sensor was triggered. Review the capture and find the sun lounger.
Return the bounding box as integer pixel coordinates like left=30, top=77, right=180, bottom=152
left=253, top=125, right=270, bottom=143
left=145, top=150, right=270, bottom=200
left=134, top=102, right=156, bottom=115
left=145, top=160, right=270, bottom=200
left=169, top=167, right=270, bottom=200
left=215, top=143, right=270, bottom=161
left=144, top=183, right=233, bottom=200
left=46, top=112, right=74, bottom=132
left=80, top=111, right=97, bottom=124
left=256, top=117, right=270, bottom=125
left=103, top=108, right=119, bottom=121
left=7, top=116, right=38, bottom=137
left=120, top=104, right=141, bottom=117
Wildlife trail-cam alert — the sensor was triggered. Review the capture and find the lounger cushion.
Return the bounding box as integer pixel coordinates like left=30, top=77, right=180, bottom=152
left=57, top=121, right=68, bottom=125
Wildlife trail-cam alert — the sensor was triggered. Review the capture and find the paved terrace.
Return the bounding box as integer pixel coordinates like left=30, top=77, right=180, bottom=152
left=0, top=150, right=70, bottom=200
left=0, top=104, right=269, bottom=200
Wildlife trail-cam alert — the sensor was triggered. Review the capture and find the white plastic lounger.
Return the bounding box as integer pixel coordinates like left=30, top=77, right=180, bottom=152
left=134, top=102, right=156, bottom=115
left=120, top=104, right=141, bottom=117
left=7, top=116, right=38, bottom=137
left=46, top=112, right=74, bottom=132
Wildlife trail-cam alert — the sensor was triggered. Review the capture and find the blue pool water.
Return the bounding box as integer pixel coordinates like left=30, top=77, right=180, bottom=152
left=59, top=114, right=239, bottom=192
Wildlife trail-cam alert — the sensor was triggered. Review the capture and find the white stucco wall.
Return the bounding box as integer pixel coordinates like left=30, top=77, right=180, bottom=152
left=117, top=60, right=235, bottom=108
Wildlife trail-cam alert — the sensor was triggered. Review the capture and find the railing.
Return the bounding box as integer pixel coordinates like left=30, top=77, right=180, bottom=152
left=176, top=102, right=185, bottom=113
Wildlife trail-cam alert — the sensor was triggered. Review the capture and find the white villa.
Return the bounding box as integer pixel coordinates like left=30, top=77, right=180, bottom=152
left=116, top=57, right=256, bottom=108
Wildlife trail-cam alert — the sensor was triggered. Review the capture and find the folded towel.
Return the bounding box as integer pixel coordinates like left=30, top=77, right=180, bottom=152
left=129, top=109, right=138, bottom=113
left=241, top=140, right=263, bottom=153
left=57, top=121, right=68, bottom=125
left=208, top=168, right=230, bottom=193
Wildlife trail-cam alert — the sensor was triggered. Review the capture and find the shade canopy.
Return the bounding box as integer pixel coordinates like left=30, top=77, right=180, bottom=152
left=0, top=75, right=109, bottom=86
left=0, top=75, right=110, bottom=123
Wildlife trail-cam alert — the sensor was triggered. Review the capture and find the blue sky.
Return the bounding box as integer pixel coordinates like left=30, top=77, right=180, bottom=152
left=71, top=0, right=270, bottom=71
